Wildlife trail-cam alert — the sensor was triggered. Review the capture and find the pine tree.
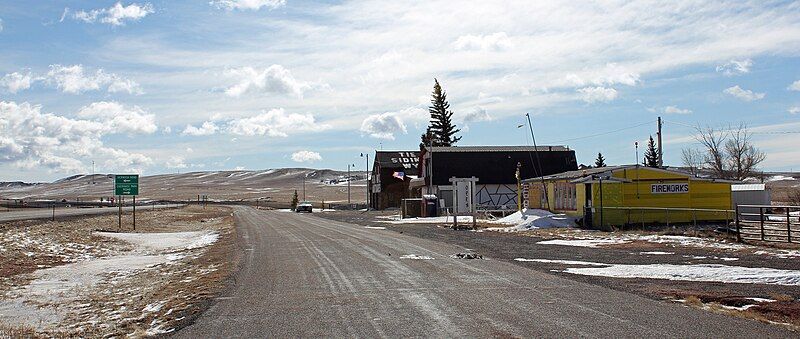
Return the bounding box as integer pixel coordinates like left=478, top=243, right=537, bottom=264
left=594, top=152, right=606, bottom=168
left=291, top=190, right=299, bottom=209
left=423, top=79, right=461, bottom=147
left=644, top=135, right=660, bottom=167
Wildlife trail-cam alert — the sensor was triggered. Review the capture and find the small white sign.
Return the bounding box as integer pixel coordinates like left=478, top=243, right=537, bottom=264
left=651, top=183, right=689, bottom=194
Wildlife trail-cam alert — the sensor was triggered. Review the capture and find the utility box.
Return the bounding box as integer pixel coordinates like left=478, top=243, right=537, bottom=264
left=422, top=194, right=438, bottom=217
left=732, top=184, right=771, bottom=221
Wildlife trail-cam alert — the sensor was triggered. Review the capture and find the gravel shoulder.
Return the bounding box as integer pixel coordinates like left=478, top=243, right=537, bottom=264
left=317, top=210, right=800, bottom=331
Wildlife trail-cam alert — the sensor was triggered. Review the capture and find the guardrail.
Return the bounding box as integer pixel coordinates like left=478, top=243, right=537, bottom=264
left=735, top=205, right=799, bottom=243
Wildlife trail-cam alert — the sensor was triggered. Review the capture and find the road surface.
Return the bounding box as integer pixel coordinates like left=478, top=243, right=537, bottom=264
left=177, top=207, right=794, bottom=338
left=0, top=204, right=183, bottom=223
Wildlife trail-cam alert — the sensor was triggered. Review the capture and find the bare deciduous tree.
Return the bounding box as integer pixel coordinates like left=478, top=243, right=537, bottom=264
left=693, top=124, right=766, bottom=180
left=680, top=148, right=703, bottom=176
left=725, top=124, right=766, bottom=181
left=695, top=125, right=727, bottom=178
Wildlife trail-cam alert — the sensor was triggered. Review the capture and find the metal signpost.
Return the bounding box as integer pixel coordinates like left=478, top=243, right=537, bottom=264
left=114, top=174, right=139, bottom=230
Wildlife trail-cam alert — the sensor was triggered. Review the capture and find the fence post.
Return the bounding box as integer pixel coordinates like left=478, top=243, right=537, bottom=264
left=641, top=209, right=645, bottom=231
left=760, top=207, right=765, bottom=241
left=666, top=209, right=670, bottom=227
left=735, top=205, right=741, bottom=242
left=788, top=208, right=792, bottom=243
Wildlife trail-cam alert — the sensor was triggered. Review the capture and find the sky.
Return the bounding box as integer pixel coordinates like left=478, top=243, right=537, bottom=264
left=0, top=0, right=799, bottom=182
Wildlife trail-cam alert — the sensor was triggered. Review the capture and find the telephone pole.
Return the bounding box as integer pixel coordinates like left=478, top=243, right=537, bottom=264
left=657, top=116, right=663, bottom=168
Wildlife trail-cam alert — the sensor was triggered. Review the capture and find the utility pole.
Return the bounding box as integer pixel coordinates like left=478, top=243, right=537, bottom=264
left=428, top=130, right=434, bottom=195
left=657, top=116, right=663, bottom=168
left=302, top=172, right=306, bottom=201
left=515, top=162, right=522, bottom=212
left=526, top=113, right=549, bottom=210
left=361, top=153, right=369, bottom=209
left=347, top=164, right=355, bottom=205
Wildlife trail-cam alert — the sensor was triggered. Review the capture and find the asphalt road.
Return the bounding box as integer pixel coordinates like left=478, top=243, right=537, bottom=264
left=0, top=204, right=183, bottom=223
left=176, top=207, right=795, bottom=338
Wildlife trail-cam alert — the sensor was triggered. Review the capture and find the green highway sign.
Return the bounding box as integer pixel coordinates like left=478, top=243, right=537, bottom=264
left=114, top=174, right=139, bottom=196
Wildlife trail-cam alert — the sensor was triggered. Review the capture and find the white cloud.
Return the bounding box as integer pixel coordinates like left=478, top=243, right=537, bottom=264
left=182, top=121, right=219, bottom=136
left=453, top=32, right=512, bottom=51
left=227, top=108, right=328, bottom=137
left=577, top=86, right=618, bottom=103
left=789, top=106, right=800, bottom=115
left=210, top=0, right=286, bottom=11
left=223, top=65, right=311, bottom=98
left=563, top=64, right=640, bottom=88
left=291, top=150, right=322, bottom=163
left=662, top=105, right=692, bottom=114
left=165, top=156, right=188, bottom=169
left=72, top=2, right=154, bottom=26
left=45, top=64, right=142, bottom=94
left=788, top=80, right=800, bottom=92
left=724, top=85, right=765, bottom=101
left=76, top=101, right=158, bottom=134
left=461, top=106, right=493, bottom=123
left=0, top=101, right=153, bottom=173
left=360, top=112, right=407, bottom=140
left=0, top=72, right=33, bottom=93
left=716, top=59, right=752, bottom=76
left=0, top=18, right=3, bottom=33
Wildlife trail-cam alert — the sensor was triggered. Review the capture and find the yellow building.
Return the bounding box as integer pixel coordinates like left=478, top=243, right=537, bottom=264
left=524, top=166, right=734, bottom=228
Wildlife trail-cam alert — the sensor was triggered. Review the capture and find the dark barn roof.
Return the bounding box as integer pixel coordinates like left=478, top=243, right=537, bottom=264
left=373, top=151, right=419, bottom=172
left=427, top=146, right=577, bottom=186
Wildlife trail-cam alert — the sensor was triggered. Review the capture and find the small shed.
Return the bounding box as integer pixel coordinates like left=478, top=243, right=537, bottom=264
left=731, top=184, right=771, bottom=221
left=524, top=165, right=734, bottom=228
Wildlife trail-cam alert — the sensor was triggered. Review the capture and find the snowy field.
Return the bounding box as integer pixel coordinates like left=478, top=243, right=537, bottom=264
left=0, top=206, right=235, bottom=338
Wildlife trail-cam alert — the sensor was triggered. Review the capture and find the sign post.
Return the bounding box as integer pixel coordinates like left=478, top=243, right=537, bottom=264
left=114, top=175, right=139, bottom=230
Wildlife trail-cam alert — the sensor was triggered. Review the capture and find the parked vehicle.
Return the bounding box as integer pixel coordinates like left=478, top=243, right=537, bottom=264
left=295, top=202, right=313, bottom=213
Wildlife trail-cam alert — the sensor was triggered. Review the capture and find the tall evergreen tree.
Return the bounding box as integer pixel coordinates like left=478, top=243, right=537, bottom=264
left=643, top=135, right=660, bottom=167
left=422, top=79, right=461, bottom=147
left=594, top=152, right=607, bottom=168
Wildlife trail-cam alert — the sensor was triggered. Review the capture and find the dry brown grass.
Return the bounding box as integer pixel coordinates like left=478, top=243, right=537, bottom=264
left=0, top=205, right=237, bottom=338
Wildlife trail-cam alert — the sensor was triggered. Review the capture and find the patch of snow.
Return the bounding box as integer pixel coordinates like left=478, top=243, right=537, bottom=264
left=399, top=254, right=434, bottom=260
left=377, top=215, right=478, bottom=224
left=95, top=231, right=219, bottom=252
left=516, top=258, right=800, bottom=286
left=485, top=209, right=576, bottom=231
left=364, top=226, right=387, bottom=230
left=639, top=251, right=674, bottom=255
left=536, top=239, right=631, bottom=248
left=766, top=175, right=796, bottom=182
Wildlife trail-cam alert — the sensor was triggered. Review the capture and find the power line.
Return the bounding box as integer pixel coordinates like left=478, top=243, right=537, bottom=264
left=544, top=120, right=656, bottom=144
left=662, top=119, right=800, bottom=134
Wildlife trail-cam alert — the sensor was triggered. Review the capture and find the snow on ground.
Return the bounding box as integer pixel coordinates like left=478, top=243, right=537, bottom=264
left=766, top=175, right=796, bottom=182
left=514, top=258, right=800, bottom=286
left=536, top=239, right=631, bottom=248
left=376, top=215, right=478, bottom=224
left=95, top=231, right=219, bottom=252
left=399, top=254, right=435, bottom=260
left=0, top=230, right=220, bottom=331
left=639, top=251, right=674, bottom=255
left=364, top=226, right=387, bottom=230
left=485, top=209, right=576, bottom=231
